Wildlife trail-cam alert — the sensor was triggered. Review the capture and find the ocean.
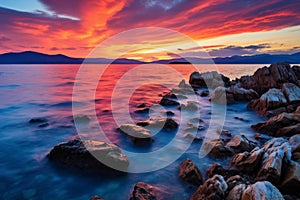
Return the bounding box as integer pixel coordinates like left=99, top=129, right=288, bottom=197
left=0, top=64, right=268, bottom=199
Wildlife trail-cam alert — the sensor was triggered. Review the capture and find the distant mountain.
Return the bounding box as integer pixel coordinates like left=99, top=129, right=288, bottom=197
left=0, top=51, right=299, bottom=64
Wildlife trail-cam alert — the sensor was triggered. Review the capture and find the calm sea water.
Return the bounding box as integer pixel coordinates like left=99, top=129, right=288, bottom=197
left=0, top=64, right=266, bottom=200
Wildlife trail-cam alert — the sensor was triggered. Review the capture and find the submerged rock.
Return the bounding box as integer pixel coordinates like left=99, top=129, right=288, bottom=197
left=119, top=124, right=152, bottom=143
left=139, top=118, right=179, bottom=131
left=29, top=118, right=48, bottom=123
left=241, top=181, right=284, bottom=200
left=48, top=139, right=129, bottom=171
left=179, top=158, right=203, bottom=186
left=130, top=182, right=159, bottom=200
left=191, top=175, right=228, bottom=200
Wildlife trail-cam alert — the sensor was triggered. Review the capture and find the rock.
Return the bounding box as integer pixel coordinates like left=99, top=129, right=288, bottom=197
left=200, top=90, right=209, bottom=97
left=217, top=129, right=232, bottom=137
left=251, top=110, right=300, bottom=137
left=233, top=116, right=250, bottom=123
left=119, top=124, right=152, bottom=143
left=181, top=101, right=199, bottom=111
left=146, top=118, right=178, bottom=131
left=29, top=118, right=47, bottom=123
left=203, top=139, right=235, bottom=158
left=189, top=71, right=230, bottom=89
left=241, top=181, right=284, bottom=200
left=282, top=83, right=300, bottom=104
left=191, top=175, right=228, bottom=200
left=38, top=122, right=49, bottom=127
left=230, top=147, right=265, bottom=173
left=230, top=84, right=259, bottom=101
left=226, top=135, right=257, bottom=153
left=179, top=158, right=203, bottom=186
left=130, top=182, right=159, bottom=200
left=90, top=196, right=104, bottom=200
left=256, top=138, right=291, bottom=185
left=134, top=107, right=150, bottom=114
left=248, top=88, right=287, bottom=117
left=183, top=133, right=203, bottom=141
left=206, top=163, right=237, bottom=180
left=289, top=134, right=300, bottom=153
left=239, top=63, right=298, bottom=95
left=292, top=65, right=300, bottom=79
left=48, top=139, right=129, bottom=171
left=159, top=93, right=179, bottom=106
left=280, top=161, right=300, bottom=197
left=226, top=184, right=247, bottom=200
left=210, top=86, right=235, bottom=104
left=226, top=175, right=247, bottom=192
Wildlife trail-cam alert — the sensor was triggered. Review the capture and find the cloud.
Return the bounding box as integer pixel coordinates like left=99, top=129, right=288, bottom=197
left=0, top=36, right=10, bottom=42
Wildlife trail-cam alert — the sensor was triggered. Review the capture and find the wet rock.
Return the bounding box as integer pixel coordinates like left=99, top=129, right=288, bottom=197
left=191, top=175, right=228, bottom=200
left=206, top=163, right=238, bottom=180
left=90, top=196, right=104, bottom=200
left=29, top=118, right=47, bottom=123
left=118, top=124, right=152, bottom=143
left=130, top=182, right=159, bottom=200
left=282, top=83, right=300, bottom=104
left=248, top=88, right=287, bottom=117
left=251, top=109, right=300, bottom=137
left=38, top=122, right=49, bottom=128
left=179, top=158, right=203, bottom=186
left=256, top=138, right=291, bottom=185
left=217, top=129, right=232, bottom=137
left=226, top=175, right=248, bottom=192
left=134, top=107, right=150, bottom=114
left=159, top=93, right=179, bottom=106
left=230, top=84, right=259, bottom=101
left=181, top=101, right=199, bottom=111
left=280, top=161, right=300, bottom=197
left=289, top=134, right=300, bottom=153
left=242, top=181, right=284, bottom=200
left=226, top=183, right=247, bottom=200
left=233, top=116, right=250, bottom=123
left=210, top=86, right=235, bottom=104
left=239, top=63, right=299, bottom=95
left=189, top=71, right=230, bottom=89
left=200, top=90, right=209, bottom=97
left=146, top=118, right=179, bottom=131
left=226, top=135, right=257, bottom=153
left=203, top=139, right=235, bottom=158
left=48, top=139, right=129, bottom=171
left=183, top=133, right=203, bottom=142
left=230, top=147, right=265, bottom=173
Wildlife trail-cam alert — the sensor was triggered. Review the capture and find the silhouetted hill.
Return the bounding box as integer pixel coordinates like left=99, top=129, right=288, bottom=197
left=0, top=51, right=299, bottom=64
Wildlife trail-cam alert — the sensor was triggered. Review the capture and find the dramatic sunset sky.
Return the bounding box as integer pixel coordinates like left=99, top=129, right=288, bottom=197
left=0, top=0, right=300, bottom=61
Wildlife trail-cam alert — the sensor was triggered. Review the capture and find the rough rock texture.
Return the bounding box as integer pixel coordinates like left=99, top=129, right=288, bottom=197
left=247, top=88, right=287, bottom=117
left=226, top=175, right=248, bottom=192
left=226, top=184, right=247, bottom=200
left=280, top=161, right=300, bottom=197
left=230, top=84, right=259, bottom=102
left=289, top=134, right=300, bottom=154
left=210, top=86, right=235, bottom=104
left=189, top=71, right=230, bottom=89
left=226, top=135, right=257, bottom=153
left=230, top=147, right=265, bottom=173
left=206, top=163, right=237, bottom=180
left=282, top=83, right=300, bottom=104
left=119, top=124, right=152, bottom=143
left=238, top=63, right=299, bottom=95
left=48, top=139, right=129, bottom=171
left=203, top=139, right=235, bottom=158
left=256, top=138, right=291, bottom=185
left=251, top=108, right=300, bottom=137
left=130, top=182, right=159, bottom=200
left=241, top=181, right=284, bottom=200
left=139, top=118, right=179, bottom=131
left=191, top=175, right=228, bottom=200
left=179, top=158, right=203, bottom=186
left=159, top=92, right=179, bottom=106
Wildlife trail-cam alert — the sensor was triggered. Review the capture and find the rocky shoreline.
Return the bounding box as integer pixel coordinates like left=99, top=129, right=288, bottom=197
left=47, top=63, right=300, bottom=200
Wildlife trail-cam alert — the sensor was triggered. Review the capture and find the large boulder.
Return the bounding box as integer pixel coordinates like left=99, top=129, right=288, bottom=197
left=247, top=88, right=287, bottom=117
left=280, top=161, right=300, bottom=197
left=48, top=139, right=129, bottom=171
left=226, top=184, right=247, bottom=200
left=239, top=63, right=299, bottom=95
left=282, top=83, right=300, bottom=104
left=206, top=163, right=238, bottom=180
left=251, top=109, right=300, bottom=137
left=241, top=181, right=284, bottom=200
left=118, top=124, right=152, bottom=143
left=289, top=134, right=300, bottom=154
left=130, top=182, right=159, bottom=200
left=226, top=135, right=257, bottom=153
left=179, top=158, right=203, bottom=186
left=230, top=84, right=259, bottom=101
left=210, top=86, right=235, bottom=104
left=203, top=139, right=235, bottom=158
left=189, top=71, right=230, bottom=89
left=159, top=92, right=180, bottom=106
left=191, top=175, right=228, bottom=200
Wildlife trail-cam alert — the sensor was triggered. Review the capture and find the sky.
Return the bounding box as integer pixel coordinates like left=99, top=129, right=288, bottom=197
left=0, top=0, right=300, bottom=61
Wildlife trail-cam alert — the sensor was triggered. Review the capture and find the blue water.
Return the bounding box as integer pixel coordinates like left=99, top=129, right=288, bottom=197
left=0, top=64, right=265, bottom=200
